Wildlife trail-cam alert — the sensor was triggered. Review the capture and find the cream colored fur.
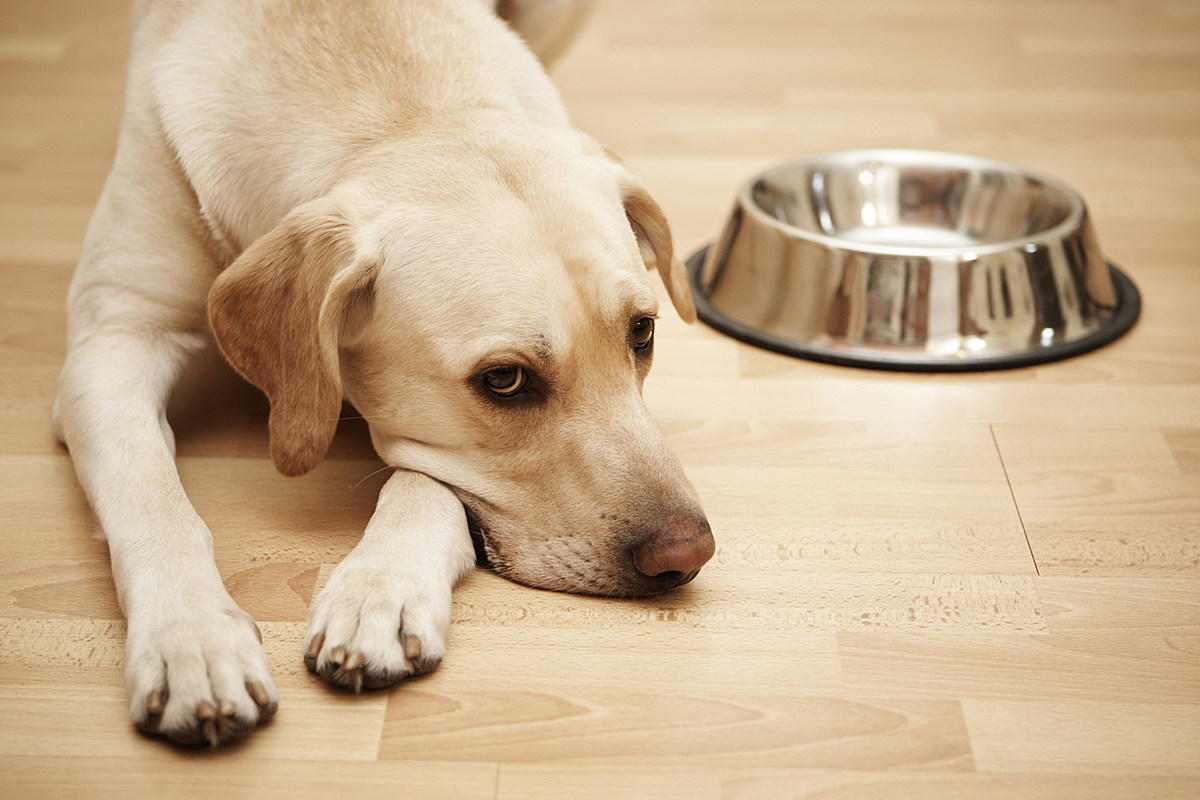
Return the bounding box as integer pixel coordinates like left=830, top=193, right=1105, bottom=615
left=55, top=0, right=712, bottom=747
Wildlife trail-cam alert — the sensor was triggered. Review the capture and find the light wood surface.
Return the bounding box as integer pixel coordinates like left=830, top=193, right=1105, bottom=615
left=2, top=0, right=1198, bottom=797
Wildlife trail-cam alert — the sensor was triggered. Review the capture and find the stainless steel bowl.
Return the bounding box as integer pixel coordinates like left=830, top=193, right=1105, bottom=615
left=688, top=150, right=1139, bottom=371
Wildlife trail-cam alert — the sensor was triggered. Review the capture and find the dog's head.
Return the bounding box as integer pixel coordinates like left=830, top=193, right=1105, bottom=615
left=208, top=128, right=713, bottom=597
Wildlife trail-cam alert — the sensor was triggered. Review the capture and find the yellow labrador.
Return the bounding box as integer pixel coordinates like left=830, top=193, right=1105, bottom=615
left=54, top=0, right=714, bottom=747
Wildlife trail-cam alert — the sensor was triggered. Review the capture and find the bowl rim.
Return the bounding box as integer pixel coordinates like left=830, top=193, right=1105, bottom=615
left=738, top=148, right=1088, bottom=258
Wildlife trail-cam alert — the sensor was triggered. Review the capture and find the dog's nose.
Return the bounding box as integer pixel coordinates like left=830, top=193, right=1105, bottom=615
left=631, top=514, right=716, bottom=583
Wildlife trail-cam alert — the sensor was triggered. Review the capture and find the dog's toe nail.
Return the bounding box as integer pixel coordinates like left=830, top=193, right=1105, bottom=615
left=343, top=650, right=365, bottom=671
left=219, top=699, right=237, bottom=718
left=403, top=634, right=422, bottom=661
left=306, top=632, right=325, bottom=660
left=196, top=700, right=217, bottom=721
left=202, top=718, right=220, bottom=748
left=247, top=681, right=271, bottom=708
left=329, top=645, right=347, bottom=666
left=145, top=689, right=165, bottom=715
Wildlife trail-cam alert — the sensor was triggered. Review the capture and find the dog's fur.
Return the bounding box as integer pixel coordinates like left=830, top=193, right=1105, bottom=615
left=54, top=0, right=714, bottom=746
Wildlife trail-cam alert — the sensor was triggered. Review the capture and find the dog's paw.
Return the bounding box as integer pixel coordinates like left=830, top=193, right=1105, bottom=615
left=125, top=602, right=278, bottom=747
left=303, top=567, right=451, bottom=691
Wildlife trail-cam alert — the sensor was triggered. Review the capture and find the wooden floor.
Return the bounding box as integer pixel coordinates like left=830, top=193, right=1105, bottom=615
left=2, top=0, right=1199, bottom=797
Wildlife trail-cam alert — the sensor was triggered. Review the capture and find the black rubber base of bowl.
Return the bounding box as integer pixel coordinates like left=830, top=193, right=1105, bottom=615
left=685, top=245, right=1142, bottom=373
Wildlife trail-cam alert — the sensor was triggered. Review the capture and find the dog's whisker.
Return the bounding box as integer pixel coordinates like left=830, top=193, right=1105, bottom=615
left=350, top=463, right=394, bottom=491
left=326, top=413, right=372, bottom=422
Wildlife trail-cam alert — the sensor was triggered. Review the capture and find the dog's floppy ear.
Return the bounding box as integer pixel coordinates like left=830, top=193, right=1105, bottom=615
left=208, top=199, right=377, bottom=477
left=618, top=176, right=697, bottom=323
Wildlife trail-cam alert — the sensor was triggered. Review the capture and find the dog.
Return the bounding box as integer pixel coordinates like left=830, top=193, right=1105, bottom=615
left=53, top=0, right=715, bottom=746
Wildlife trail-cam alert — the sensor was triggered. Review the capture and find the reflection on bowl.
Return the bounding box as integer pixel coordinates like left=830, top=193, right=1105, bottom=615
left=688, top=150, right=1140, bottom=371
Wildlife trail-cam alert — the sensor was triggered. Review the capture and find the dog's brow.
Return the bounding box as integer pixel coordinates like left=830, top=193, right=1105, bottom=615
left=469, top=333, right=557, bottom=373
left=621, top=293, right=659, bottom=323
left=610, top=272, right=659, bottom=321
left=531, top=333, right=555, bottom=360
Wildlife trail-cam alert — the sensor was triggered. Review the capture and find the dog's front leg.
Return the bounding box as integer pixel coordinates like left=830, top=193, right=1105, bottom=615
left=303, top=469, right=476, bottom=691
left=57, top=334, right=279, bottom=746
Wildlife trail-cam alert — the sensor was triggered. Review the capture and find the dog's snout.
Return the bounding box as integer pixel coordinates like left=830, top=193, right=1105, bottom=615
left=631, top=514, right=716, bottom=583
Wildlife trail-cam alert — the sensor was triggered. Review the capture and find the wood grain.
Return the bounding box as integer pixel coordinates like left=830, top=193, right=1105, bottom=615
left=379, top=687, right=973, bottom=770
left=2, top=0, right=1198, bottom=795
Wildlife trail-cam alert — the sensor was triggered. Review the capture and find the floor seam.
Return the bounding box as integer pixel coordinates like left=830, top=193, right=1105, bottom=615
left=990, top=424, right=1040, bottom=576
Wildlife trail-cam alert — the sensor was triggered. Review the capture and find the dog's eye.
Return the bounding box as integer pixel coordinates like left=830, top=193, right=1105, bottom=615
left=483, top=365, right=526, bottom=397
left=631, top=317, right=655, bottom=351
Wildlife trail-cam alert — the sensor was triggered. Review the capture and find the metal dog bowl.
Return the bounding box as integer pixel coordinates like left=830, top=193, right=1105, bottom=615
left=688, top=150, right=1140, bottom=371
